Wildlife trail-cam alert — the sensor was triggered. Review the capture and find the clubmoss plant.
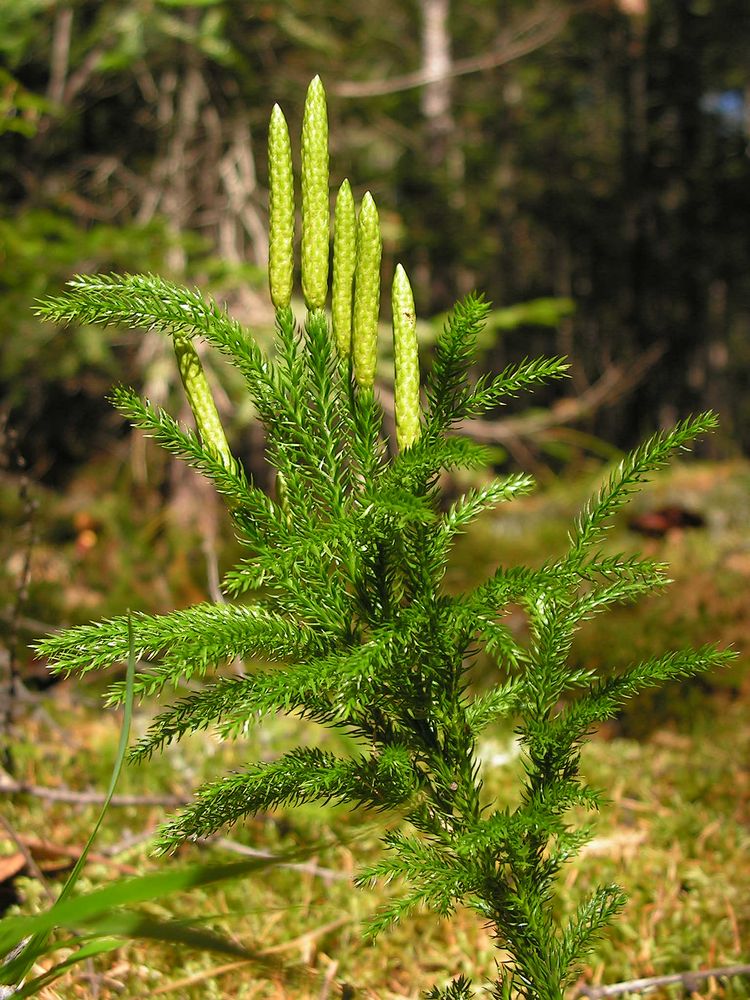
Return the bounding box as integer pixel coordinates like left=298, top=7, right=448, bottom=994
left=35, top=79, right=732, bottom=1000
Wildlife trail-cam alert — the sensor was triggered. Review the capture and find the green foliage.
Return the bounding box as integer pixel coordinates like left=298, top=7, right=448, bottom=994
left=0, top=67, right=49, bottom=136
left=0, top=853, right=311, bottom=998
left=1, top=214, right=173, bottom=386
left=34, top=78, right=733, bottom=1000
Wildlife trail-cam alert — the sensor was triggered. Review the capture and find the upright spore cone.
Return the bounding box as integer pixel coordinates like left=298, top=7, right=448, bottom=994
left=353, top=192, right=382, bottom=388
left=267, top=104, right=294, bottom=310
left=332, top=179, right=356, bottom=357
left=301, top=75, right=330, bottom=310
left=392, top=264, right=421, bottom=449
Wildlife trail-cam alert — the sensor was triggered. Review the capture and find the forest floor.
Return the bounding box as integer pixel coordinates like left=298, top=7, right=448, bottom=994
left=1, top=454, right=749, bottom=999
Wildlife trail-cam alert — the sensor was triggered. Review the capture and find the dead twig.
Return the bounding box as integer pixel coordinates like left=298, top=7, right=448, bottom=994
left=259, top=915, right=350, bottom=957
left=151, top=960, right=258, bottom=996
left=318, top=959, right=339, bottom=1000
left=205, top=837, right=351, bottom=883
left=10, top=834, right=139, bottom=877
left=47, top=6, right=74, bottom=106
left=62, top=45, right=106, bottom=106
left=0, top=813, right=55, bottom=900
left=101, top=828, right=162, bottom=858
left=2, top=813, right=349, bottom=882
left=150, top=925, right=338, bottom=996
left=0, top=610, right=57, bottom=637
left=574, top=964, right=750, bottom=999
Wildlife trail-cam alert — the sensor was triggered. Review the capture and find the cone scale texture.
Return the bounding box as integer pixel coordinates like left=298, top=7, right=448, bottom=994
left=392, top=264, right=421, bottom=449
left=332, top=179, right=357, bottom=358
left=353, top=192, right=382, bottom=388
left=173, top=334, right=233, bottom=468
left=268, top=105, right=295, bottom=310
left=301, top=76, right=330, bottom=310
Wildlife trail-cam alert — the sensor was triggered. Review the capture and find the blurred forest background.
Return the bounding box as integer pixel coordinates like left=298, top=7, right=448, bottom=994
left=1, top=1, right=750, bottom=997
left=3, top=0, right=750, bottom=481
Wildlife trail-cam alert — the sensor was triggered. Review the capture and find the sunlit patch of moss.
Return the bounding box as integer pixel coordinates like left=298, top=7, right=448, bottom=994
left=448, top=459, right=750, bottom=736
left=4, top=694, right=747, bottom=998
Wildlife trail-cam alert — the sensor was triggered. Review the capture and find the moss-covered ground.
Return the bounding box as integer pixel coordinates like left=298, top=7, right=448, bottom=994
left=1, top=455, right=748, bottom=998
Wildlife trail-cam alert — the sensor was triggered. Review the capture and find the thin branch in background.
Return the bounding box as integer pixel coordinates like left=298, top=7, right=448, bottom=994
left=376, top=342, right=665, bottom=448
left=0, top=791, right=350, bottom=879
left=259, top=915, right=351, bottom=956
left=47, top=5, right=73, bottom=106
left=318, top=958, right=339, bottom=1000
left=9, top=833, right=140, bottom=877
left=331, top=5, right=571, bottom=98
left=0, top=610, right=56, bottom=637
left=454, top=343, right=666, bottom=444
left=575, top=964, right=750, bottom=999
left=217, top=118, right=269, bottom=267
left=149, top=923, right=346, bottom=995
left=101, top=829, right=162, bottom=857
left=150, top=960, right=257, bottom=997
left=62, top=44, right=106, bottom=106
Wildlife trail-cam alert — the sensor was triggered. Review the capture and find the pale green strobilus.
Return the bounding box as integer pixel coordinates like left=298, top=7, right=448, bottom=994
left=392, top=263, right=421, bottom=450
left=171, top=333, right=233, bottom=468
left=352, top=192, right=382, bottom=388
left=267, top=103, right=295, bottom=311
left=301, top=75, right=329, bottom=311
left=332, top=178, right=357, bottom=358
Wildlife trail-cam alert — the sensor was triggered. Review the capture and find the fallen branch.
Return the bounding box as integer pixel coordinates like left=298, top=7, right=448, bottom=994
left=11, top=834, right=139, bottom=876
left=151, top=960, right=255, bottom=996
left=0, top=775, right=185, bottom=808
left=575, top=964, right=750, bottom=999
